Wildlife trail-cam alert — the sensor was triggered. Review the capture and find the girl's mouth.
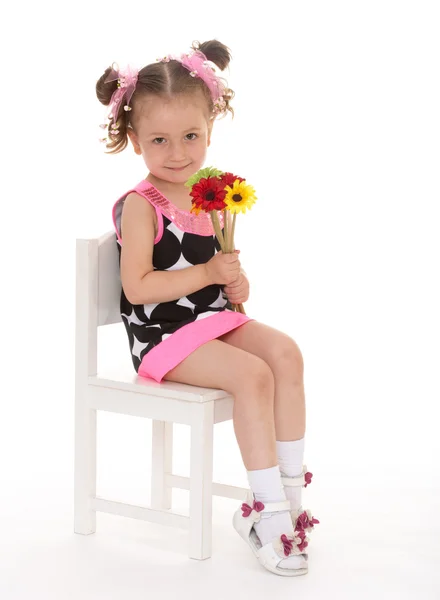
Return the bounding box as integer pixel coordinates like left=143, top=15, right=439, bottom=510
left=168, top=164, right=190, bottom=171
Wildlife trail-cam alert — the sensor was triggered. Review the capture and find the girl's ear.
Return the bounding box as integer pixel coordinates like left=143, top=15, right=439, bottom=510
left=127, top=128, right=142, bottom=155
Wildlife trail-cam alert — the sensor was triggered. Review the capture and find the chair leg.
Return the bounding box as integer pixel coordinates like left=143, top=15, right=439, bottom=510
left=189, top=402, right=214, bottom=560
left=151, top=421, right=173, bottom=510
left=74, top=402, right=97, bottom=535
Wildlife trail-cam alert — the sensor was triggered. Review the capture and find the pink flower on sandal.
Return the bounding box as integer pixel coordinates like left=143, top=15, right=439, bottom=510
left=294, top=509, right=320, bottom=533
left=295, top=530, right=309, bottom=552
left=241, top=500, right=265, bottom=522
left=280, top=534, right=293, bottom=556
left=304, top=471, right=313, bottom=487
left=273, top=531, right=309, bottom=557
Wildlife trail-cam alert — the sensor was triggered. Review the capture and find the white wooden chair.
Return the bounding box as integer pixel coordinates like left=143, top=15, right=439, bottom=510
left=74, top=231, right=248, bottom=560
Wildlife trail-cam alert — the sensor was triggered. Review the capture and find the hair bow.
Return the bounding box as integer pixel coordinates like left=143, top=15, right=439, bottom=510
left=158, top=50, right=226, bottom=114
left=105, top=64, right=139, bottom=122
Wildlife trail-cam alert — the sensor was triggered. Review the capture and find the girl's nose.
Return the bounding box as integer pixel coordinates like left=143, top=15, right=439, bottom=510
left=168, top=142, right=187, bottom=161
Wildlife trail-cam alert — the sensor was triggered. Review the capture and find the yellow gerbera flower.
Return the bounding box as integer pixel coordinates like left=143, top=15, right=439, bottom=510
left=190, top=205, right=202, bottom=215
left=224, top=180, right=257, bottom=214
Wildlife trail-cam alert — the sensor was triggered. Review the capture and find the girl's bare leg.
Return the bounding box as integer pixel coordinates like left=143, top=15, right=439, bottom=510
left=166, top=336, right=309, bottom=572
left=164, top=339, right=277, bottom=470
left=219, top=322, right=306, bottom=441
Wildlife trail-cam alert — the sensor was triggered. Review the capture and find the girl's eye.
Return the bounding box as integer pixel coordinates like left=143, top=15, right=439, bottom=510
left=152, top=133, right=197, bottom=144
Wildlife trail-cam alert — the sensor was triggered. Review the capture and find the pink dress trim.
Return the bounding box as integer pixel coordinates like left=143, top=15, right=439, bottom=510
left=138, top=311, right=252, bottom=382
left=112, top=180, right=225, bottom=244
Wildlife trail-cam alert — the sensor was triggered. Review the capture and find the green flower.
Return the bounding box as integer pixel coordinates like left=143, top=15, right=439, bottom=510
left=184, top=166, right=224, bottom=189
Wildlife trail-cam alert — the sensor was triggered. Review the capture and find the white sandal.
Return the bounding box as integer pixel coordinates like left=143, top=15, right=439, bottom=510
left=281, top=464, right=320, bottom=535
left=232, top=491, right=309, bottom=577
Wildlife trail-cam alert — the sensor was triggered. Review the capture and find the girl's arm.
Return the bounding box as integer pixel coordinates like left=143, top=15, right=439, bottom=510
left=120, top=193, right=211, bottom=305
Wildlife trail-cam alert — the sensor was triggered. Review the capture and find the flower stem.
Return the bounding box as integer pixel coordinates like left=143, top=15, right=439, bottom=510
left=223, top=209, right=229, bottom=252
left=213, top=211, right=245, bottom=314
left=210, top=210, right=226, bottom=251
left=231, top=212, right=237, bottom=251
left=231, top=302, right=246, bottom=314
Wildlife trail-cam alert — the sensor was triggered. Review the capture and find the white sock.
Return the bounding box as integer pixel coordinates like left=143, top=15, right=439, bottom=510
left=276, top=438, right=305, bottom=511
left=246, top=465, right=307, bottom=569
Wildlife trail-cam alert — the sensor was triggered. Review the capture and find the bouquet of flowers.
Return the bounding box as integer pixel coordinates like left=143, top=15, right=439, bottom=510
left=185, top=167, right=257, bottom=314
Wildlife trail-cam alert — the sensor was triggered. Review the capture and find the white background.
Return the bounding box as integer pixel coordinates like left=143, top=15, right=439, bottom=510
left=1, top=1, right=439, bottom=598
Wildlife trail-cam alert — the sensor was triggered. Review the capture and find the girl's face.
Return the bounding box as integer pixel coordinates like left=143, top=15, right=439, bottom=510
left=128, top=90, right=213, bottom=186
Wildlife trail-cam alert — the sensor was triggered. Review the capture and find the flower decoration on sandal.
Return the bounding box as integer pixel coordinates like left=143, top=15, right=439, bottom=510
left=241, top=499, right=265, bottom=522
left=280, top=534, right=293, bottom=556
left=185, top=167, right=257, bottom=315
left=273, top=531, right=309, bottom=558
left=304, top=471, right=313, bottom=487
left=293, top=509, right=320, bottom=533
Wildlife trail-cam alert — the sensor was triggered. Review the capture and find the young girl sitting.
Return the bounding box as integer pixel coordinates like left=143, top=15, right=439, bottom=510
left=96, top=39, right=319, bottom=577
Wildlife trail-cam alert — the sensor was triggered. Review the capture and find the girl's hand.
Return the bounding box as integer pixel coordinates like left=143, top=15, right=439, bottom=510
left=224, top=268, right=250, bottom=304
left=205, top=251, right=241, bottom=285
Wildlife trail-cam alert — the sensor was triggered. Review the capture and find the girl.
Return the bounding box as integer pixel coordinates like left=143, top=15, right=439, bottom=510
left=96, top=39, right=319, bottom=577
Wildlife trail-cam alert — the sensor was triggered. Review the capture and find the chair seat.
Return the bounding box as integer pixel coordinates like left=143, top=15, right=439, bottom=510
left=88, top=363, right=232, bottom=404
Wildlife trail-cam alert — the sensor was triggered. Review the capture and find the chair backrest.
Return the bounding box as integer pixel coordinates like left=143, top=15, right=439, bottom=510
left=76, top=231, right=122, bottom=378
left=96, top=231, right=122, bottom=326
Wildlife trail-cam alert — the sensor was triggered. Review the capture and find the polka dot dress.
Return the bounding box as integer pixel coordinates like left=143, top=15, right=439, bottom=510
left=112, top=179, right=252, bottom=382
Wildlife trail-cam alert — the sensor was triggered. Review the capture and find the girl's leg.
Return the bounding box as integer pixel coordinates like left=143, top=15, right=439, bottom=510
left=164, top=338, right=307, bottom=571
left=219, top=323, right=307, bottom=514
left=163, top=338, right=277, bottom=470
left=218, top=322, right=306, bottom=441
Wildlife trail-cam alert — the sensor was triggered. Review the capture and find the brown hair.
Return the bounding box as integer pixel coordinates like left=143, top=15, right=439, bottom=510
left=96, top=39, right=235, bottom=155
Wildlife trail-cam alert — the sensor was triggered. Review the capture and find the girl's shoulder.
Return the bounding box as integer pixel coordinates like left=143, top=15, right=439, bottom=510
left=124, top=190, right=157, bottom=215
left=123, top=191, right=158, bottom=235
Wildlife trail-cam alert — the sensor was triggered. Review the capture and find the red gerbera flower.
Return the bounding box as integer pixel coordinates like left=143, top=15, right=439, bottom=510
left=190, top=176, right=227, bottom=211
left=220, top=172, right=245, bottom=189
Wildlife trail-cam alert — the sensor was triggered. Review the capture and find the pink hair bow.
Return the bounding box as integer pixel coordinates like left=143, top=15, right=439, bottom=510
left=105, top=64, right=139, bottom=122
left=159, top=50, right=226, bottom=114
left=180, top=51, right=225, bottom=103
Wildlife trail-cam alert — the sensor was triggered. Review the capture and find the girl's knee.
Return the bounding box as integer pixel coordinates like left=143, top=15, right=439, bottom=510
left=237, top=356, right=274, bottom=399
left=273, top=336, right=304, bottom=380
